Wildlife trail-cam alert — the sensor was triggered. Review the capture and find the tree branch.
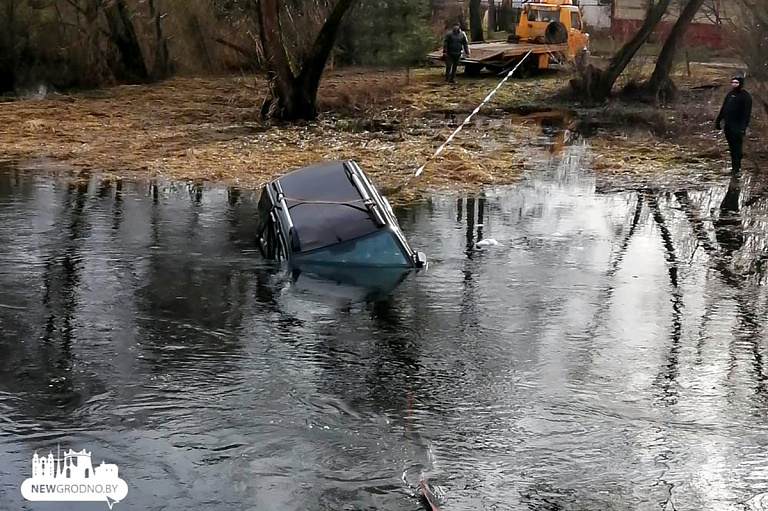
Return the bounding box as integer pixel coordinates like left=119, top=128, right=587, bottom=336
left=297, top=0, right=356, bottom=100
left=214, top=37, right=263, bottom=69
left=257, top=0, right=297, bottom=105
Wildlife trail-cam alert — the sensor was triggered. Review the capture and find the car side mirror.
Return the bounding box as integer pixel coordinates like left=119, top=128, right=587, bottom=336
left=414, top=252, right=427, bottom=268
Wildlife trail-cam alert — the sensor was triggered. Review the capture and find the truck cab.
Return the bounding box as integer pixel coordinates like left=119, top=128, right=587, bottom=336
left=514, top=0, right=589, bottom=59
left=426, top=0, right=589, bottom=74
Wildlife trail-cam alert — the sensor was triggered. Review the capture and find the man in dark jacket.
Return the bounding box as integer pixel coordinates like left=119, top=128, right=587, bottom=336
left=716, top=74, right=752, bottom=172
left=443, top=23, right=470, bottom=84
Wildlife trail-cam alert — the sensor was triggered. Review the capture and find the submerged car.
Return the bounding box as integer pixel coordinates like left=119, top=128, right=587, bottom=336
left=256, top=160, right=426, bottom=268
left=289, top=265, right=414, bottom=301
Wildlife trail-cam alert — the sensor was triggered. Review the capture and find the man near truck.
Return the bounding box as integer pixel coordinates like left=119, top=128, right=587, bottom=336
left=716, top=74, right=752, bottom=173
left=443, top=23, right=470, bottom=84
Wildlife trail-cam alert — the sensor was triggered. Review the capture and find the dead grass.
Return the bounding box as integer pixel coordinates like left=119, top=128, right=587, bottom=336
left=1, top=64, right=763, bottom=202
left=569, top=60, right=768, bottom=183
left=0, top=68, right=552, bottom=200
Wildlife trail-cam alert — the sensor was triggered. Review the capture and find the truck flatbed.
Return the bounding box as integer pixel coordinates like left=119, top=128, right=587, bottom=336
left=427, top=41, right=569, bottom=70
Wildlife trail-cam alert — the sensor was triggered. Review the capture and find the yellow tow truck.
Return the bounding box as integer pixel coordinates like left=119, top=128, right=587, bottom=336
left=428, top=0, right=589, bottom=76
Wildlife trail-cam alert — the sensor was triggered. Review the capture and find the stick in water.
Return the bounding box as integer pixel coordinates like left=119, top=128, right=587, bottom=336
left=414, top=50, right=533, bottom=178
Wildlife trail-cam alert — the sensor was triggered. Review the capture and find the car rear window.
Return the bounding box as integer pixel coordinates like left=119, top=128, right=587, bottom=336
left=288, top=202, right=378, bottom=253
left=292, top=229, right=411, bottom=267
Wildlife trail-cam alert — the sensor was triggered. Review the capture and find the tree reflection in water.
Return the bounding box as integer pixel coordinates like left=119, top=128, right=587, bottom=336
left=3, top=160, right=768, bottom=510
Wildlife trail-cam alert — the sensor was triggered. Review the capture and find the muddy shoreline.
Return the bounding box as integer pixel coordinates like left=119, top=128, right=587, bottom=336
left=0, top=66, right=762, bottom=201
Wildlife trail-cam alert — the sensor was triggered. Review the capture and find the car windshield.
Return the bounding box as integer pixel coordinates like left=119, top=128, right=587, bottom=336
left=291, top=228, right=412, bottom=267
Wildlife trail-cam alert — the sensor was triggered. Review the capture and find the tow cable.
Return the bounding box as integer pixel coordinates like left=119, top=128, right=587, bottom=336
left=414, top=50, right=533, bottom=178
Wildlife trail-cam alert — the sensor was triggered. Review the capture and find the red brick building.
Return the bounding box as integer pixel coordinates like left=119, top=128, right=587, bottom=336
left=609, top=0, right=737, bottom=49
left=431, top=0, right=736, bottom=49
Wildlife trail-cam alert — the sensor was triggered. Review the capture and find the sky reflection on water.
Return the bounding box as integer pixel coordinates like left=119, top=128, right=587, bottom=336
left=1, top=150, right=768, bottom=510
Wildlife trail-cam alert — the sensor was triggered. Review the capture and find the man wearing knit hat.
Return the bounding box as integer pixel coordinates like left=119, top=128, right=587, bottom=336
left=716, top=74, right=752, bottom=173
left=443, top=22, right=470, bottom=84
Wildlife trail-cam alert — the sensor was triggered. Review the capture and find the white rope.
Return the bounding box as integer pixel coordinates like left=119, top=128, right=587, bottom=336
left=414, top=50, right=533, bottom=178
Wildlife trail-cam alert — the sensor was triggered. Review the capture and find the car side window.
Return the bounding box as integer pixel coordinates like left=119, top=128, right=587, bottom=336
left=256, top=192, right=272, bottom=233
left=570, top=12, right=582, bottom=30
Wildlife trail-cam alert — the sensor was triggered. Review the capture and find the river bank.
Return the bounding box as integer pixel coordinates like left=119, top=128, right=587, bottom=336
left=0, top=65, right=763, bottom=201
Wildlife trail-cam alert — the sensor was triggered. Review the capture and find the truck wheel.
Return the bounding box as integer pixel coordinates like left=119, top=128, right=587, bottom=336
left=464, top=63, right=483, bottom=76
left=513, top=55, right=539, bottom=78
left=545, top=21, right=568, bottom=44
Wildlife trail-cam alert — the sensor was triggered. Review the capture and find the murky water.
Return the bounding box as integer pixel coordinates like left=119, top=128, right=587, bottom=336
left=2, top=148, right=768, bottom=511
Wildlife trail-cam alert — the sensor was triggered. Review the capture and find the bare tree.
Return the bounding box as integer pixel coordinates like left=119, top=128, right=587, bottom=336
left=731, top=0, right=768, bottom=116
left=1, top=0, right=272, bottom=90
left=0, top=0, right=21, bottom=92
left=257, top=0, right=356, bottom=120
left=645, top=0, right=706, bottom=99
left=597, top=0, right=673, bottom=99
left=488, top=0, right=496, bottom=34
left=147, top=0, right=171, bottom=79
left=187, top=11, right=214, bottom=72
left=572, top=0, right=673, bottom=101
left=469, top=0, right=484, bottom=42
left=699, top=0, right=723, bottom=25
left=101, top=0, right=149, bottom=82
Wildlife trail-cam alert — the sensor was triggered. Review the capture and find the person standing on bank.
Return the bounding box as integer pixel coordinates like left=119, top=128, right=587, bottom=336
left=443, top=23, right=470, bottom=84
left=716, top=74, right=752, bottom=173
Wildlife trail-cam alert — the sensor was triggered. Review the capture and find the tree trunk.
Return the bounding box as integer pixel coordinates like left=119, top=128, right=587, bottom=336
left=101, top=0, right=148, bottom=83
left=646, top=0, right=705, bottom=98
left=593, top=0, right=672, bottom=100
left=187, top=14, right=213, bottom=72
left=147, top=0, right=171, bottom=79
left=257, top=0, right=297, bottom=118
left=257, top=0, right=356, bottom=121
left=0, top=0, right=19, bottom=93
left=79, top=0, right=108, bottom=86
left=293, top=0, right=356, bottom=119
left=488, top=0, right=496, bottom=33
left=469, top=0, right=484, bottom=42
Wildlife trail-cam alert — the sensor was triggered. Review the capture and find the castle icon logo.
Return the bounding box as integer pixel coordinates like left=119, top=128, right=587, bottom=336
left=20, top=446, right=128, bottom=509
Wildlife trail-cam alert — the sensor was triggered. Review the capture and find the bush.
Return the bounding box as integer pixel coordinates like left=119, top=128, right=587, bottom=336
left=0, top=0, right=261, bottom=94
left=730, top=0, right=768, bottom=122
left=337, top=0, right=437, bottom=67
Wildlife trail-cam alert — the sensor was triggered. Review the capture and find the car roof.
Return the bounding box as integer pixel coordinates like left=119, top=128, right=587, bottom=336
left=276, top=161, right=383, bottom=253
left=278, top=161, right=362, bottom=203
